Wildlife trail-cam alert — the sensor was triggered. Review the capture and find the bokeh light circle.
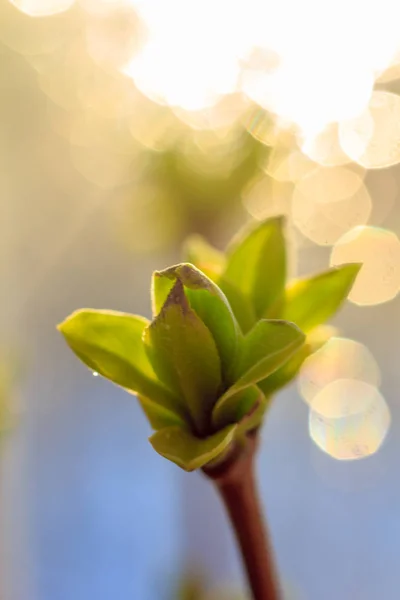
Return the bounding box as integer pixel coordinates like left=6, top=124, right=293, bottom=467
left=122, top=0, right=246, bottom=111
left=309, top=379, right=390, bottom=460
left=339, top=91, right=400, bottom=169
left=266, top=149, right=315, bottom=183
left=299, top=337, right=380, bottom=407
left=80, top=0, right=127, bottom=15
left=85, top=6, right=144, bottom=71
left=331, top=226, right=400, bottom=305
left=365, top=169, right=398, bottom=225
left=300, top=123, right=350, bottom=167
left=292, top=167, right=371, bottom=246
left=246, top=109, right=280, bottom=147
left=9, top=0, right=75, bottom=16
left=376, top=50, right=400, bottom=83
left=243, top=176, right=292, bottom=221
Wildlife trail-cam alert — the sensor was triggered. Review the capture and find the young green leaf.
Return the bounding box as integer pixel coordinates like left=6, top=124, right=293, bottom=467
left=137, top=394, right=187, bottom=430
left=211, top=384, right=261, bottom=430
left=212, top=320, right=305, bottom=426
left=152, top=264, right=240, bottom=380
left=183, top=234, right=225, bottom=281
left=223, top=217, right=286, bottom=319
left=282, top=263, right=362, bottom=332
left=234, top=319, right=306, bottom=385
left=236, top=390, right=270, bottom=437
left=151, top=272, right=175, bottom=316
left=218, top=277, right=257, bottom=334
left=150, top=424, right=237, bottom=471
left=144, top=279, right=222, bottom=435
left=258, top=325, right=337, bottom=396
left=58, top=309, right=179, bottom=411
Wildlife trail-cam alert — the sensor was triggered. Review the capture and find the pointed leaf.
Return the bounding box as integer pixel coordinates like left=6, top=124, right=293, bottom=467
left=212, top=384, right=261, bottom=430
left=137, top=394, right=186, bottom=430
left=150, top=424, right=237, bottom=471
left=58, top=309, right=179, bottom=410
left=218, top=277, right=257, bottom=334
left=151, top=272, right=175, bottom=316
left=236, top=389, right=270, bottom=436
left=259, top=325, right=337, bottom=396
left=183, top=234, right=225, bottom=281
left=152, top=264, right=240, bottom=381
left=212, top=320, right=305, bottom=424
left=234, top=319, right=306, bottom=385
left=183, top=237, right=257, bottom=333
left=282, top=263, right=361, bottom=332
left=223, top=217, right=286, bottom=319
left=144, top=280, right=222, bottom=435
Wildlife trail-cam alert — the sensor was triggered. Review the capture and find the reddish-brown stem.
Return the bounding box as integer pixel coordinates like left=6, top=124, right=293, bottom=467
left=204, top=434, right=281, bottom=600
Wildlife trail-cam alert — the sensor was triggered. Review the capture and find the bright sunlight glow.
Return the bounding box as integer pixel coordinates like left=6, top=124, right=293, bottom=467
left=121, top=0, right=400, bottom=135
left=10, top=0, right=75, bottom=16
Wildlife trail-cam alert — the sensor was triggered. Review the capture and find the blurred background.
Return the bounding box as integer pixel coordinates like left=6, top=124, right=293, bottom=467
left=1, top=0, right=400, bottom=598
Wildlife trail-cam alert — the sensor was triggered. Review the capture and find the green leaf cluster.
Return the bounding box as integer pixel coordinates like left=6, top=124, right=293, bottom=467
left=184, top=217, right=361, bottom=399
left=58, top=217, right=360, bottom=471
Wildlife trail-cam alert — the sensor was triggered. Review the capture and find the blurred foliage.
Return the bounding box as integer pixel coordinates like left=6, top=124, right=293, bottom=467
left=138, top=127, right=269, bottom=244
left=174, top=572, right=302, bottom=600
left=0, top=356, right=19, bottom=435
left=176, top=573, right=206, bottom=600
left=175, top=573, right=246, bottom=600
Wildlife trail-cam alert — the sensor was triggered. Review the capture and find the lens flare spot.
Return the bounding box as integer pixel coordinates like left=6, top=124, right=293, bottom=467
left=309, top=380, right=390, bottom=460
left=339, top=91, right=400, bottom=169
left=292, top=167, right=371, bottom=246
left=299, top=337, right=380, bottom=407
left=331, top=226, right=400, bottom=305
